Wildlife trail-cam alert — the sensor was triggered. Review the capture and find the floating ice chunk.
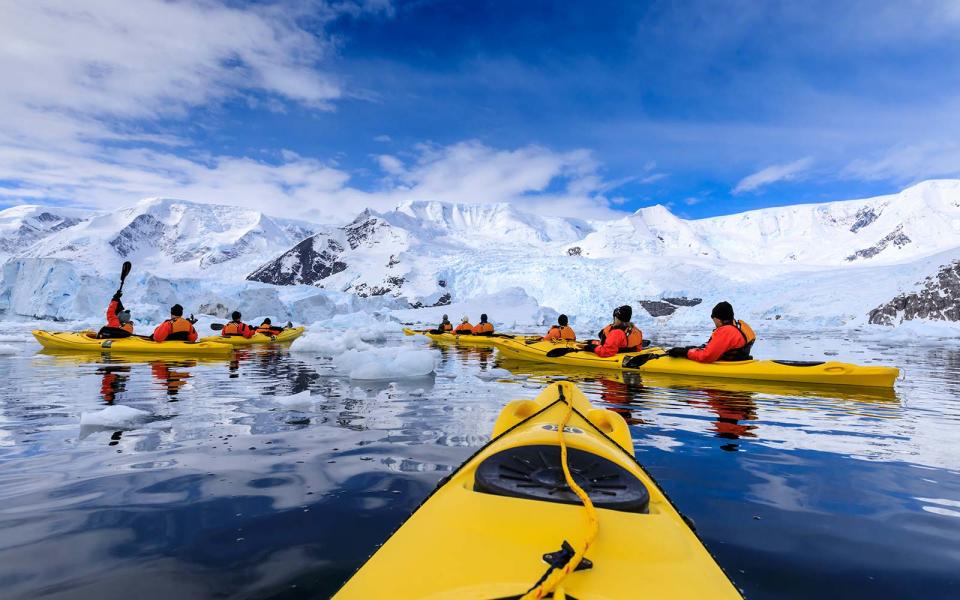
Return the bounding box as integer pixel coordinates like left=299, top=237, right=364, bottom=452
left=80, top=405, right=151, bottom=428
left=0, top=344, right=17, bottom=355
left=274, top=390, right=325, bottom=411
left=475, top=367, right=512, bottom=381
left=290, top=330, right=372, bottom=355
left=333, top=347, right=438, bottom=380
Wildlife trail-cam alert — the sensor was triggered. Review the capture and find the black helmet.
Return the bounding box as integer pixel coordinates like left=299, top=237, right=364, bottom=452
left=711, top=301, right=734, bottom=322
left=171, top=304, right=184, bottom=316
left=232, top=311, right=241, bottom=321
left=558, top=314, right=568, bottom=326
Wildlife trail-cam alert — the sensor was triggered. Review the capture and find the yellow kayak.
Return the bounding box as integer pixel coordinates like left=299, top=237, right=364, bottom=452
left=403, top=327, right=536, bottom=346
left=496, top=338, right=899, bottom=388
left=32, top=330, right=233, bottom=357
left=335, top=381, right=740, bottom=599
left=496, top=359, right=899, bottom=403
left=199, top=326, right=305, bottom=346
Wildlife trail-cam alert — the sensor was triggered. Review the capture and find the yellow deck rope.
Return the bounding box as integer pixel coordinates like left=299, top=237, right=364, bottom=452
left=520, top=385, right=600, bottom=600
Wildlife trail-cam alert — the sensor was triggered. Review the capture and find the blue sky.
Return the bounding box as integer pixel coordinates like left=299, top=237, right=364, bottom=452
left=1, top=0, right=960, bottom=222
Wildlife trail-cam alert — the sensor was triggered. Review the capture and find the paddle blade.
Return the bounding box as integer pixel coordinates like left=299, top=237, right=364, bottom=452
left=546, top=347, right=580, bottom=358
left=120, top=261, right=132, bottom=282
left=209, top=323, right=224, bottom=331
left=623, top=353, right=664, bottom=369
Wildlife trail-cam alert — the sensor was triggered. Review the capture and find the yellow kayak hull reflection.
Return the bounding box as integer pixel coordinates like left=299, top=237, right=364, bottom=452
left=334, top=381, right=741, bottom=600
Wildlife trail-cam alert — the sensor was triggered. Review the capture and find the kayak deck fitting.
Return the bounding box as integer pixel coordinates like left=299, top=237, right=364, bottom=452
left=495, top=338, right=899, bottom=388
left=334, top=381, right=741, bottom=599
left=32, top=330, right=233, bottom=356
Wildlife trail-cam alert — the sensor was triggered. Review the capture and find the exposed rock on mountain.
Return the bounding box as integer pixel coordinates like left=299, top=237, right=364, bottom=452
left=638, top=297, right=703, bottom=317
left=846, top=225, right=912, bottom=261
left=868, top=261, right=960, bottom=325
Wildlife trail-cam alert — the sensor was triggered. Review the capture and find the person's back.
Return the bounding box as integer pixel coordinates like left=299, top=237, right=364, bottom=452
left=153, top=304, right=198, bottom=342
left=471, top=313, right=494, bottom=335
left=454, top=316, right=473, bottom=333
left=670, top=302, right=756, bottom=363
left=544, top=314, right=576, bottom=341
left=222, top=311, right=255, bottom=339
left=595, top=306, right=642, bottom=356
left=257, top=318, right=283, bottom=334
left=437, top=314, right=453, bottom=332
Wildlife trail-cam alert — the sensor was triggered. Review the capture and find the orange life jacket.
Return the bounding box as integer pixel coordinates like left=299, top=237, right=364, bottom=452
left=121, top=322, right=134, bottom=333
left=454, top=323, right=473, bottom=333
left=438, top=322, right=453, bottom=332
left=720, top=320, right=756, bottom=361
left=222, top=321, right=252, bottom=336
left=544, top=325, right=576, bottom=341
left=472, top=322, right=494, bottom=335
left=600, top=323, right=642, bottom=349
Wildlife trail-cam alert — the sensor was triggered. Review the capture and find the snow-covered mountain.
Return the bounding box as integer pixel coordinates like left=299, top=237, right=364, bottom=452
left=0, top=205, right=90, bottom=258
left=0, top=198, right=323, bottom=322
left=248, top=181, right=960, bottom=328
left=18, top=197, right=315, bottom=278
left=4, top=181, right=960, bottom=328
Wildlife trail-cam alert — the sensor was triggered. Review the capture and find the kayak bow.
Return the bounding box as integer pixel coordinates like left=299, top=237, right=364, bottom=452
left=334, top=381, right=741, bottom=599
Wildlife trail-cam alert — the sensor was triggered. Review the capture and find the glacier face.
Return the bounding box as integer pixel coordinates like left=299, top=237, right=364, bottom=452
left=3, top=180, right=960, bottom=328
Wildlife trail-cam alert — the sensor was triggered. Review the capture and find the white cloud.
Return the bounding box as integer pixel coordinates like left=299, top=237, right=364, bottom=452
left=0, top=139, right=621, bottom=222
left=0, top=0, right=358, bottom=151
left=0, top=2, right=621, bottom=223
left=844, top=143, right=960, bottom=182
left=733, top=157, right=814, bottom=194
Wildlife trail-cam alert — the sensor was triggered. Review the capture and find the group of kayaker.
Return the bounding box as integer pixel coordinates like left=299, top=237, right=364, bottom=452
left=101, top=294, right=286, bottom=343
left=435, top=313, right=495, bottom=335
left=429, top=300, right=754, bottom=365
left=535, top=301, right=755, bottom=364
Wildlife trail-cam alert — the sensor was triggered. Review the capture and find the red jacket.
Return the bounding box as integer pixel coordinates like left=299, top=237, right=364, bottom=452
left=106, top=299, right=122, bottom=328
left=152, top=317, right=197, bottom=342
left=687, top=324, right=748, bottom=363
left=594, top=328, right=628, bottom=358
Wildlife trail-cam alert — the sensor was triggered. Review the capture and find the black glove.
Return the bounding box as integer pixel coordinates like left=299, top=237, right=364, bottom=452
left=582, top=343, right=598, bottom=353
left=667, top=346, right=690, bottom=358
left=112, top=291, right=122, bottom=301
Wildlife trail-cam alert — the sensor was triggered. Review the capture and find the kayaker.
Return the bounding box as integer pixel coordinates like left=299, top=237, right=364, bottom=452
left=222, top=311, right=256, bottom=339
left=543, top=314, right=576, bottom=341
left=471, top=313, right=494, bottom=335
left=98, top=292, right=134, bottom=338
left=257, top=318, right=284, bottom=334
left=152, top=304, right=198, bottom=342
left=117, top=309, right=134, bottom=334
left=437, top=314, right=453, bottom=332
left=593, top=305, right=642, bottom=357
left=454, top=316, right=473, bottom=333
left=667, top=301, right=756, bottom=363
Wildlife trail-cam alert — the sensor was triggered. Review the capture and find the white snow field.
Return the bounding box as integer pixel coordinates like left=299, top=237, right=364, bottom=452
left=2, top=180, right=960, bottom=333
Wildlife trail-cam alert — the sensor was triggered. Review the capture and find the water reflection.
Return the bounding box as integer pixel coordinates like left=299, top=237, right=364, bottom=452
left=0, top=333, right=957, bottom=600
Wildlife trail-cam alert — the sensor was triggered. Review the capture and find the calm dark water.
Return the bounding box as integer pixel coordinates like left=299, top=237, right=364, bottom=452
left=0, top=331, right=958, bottom=599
